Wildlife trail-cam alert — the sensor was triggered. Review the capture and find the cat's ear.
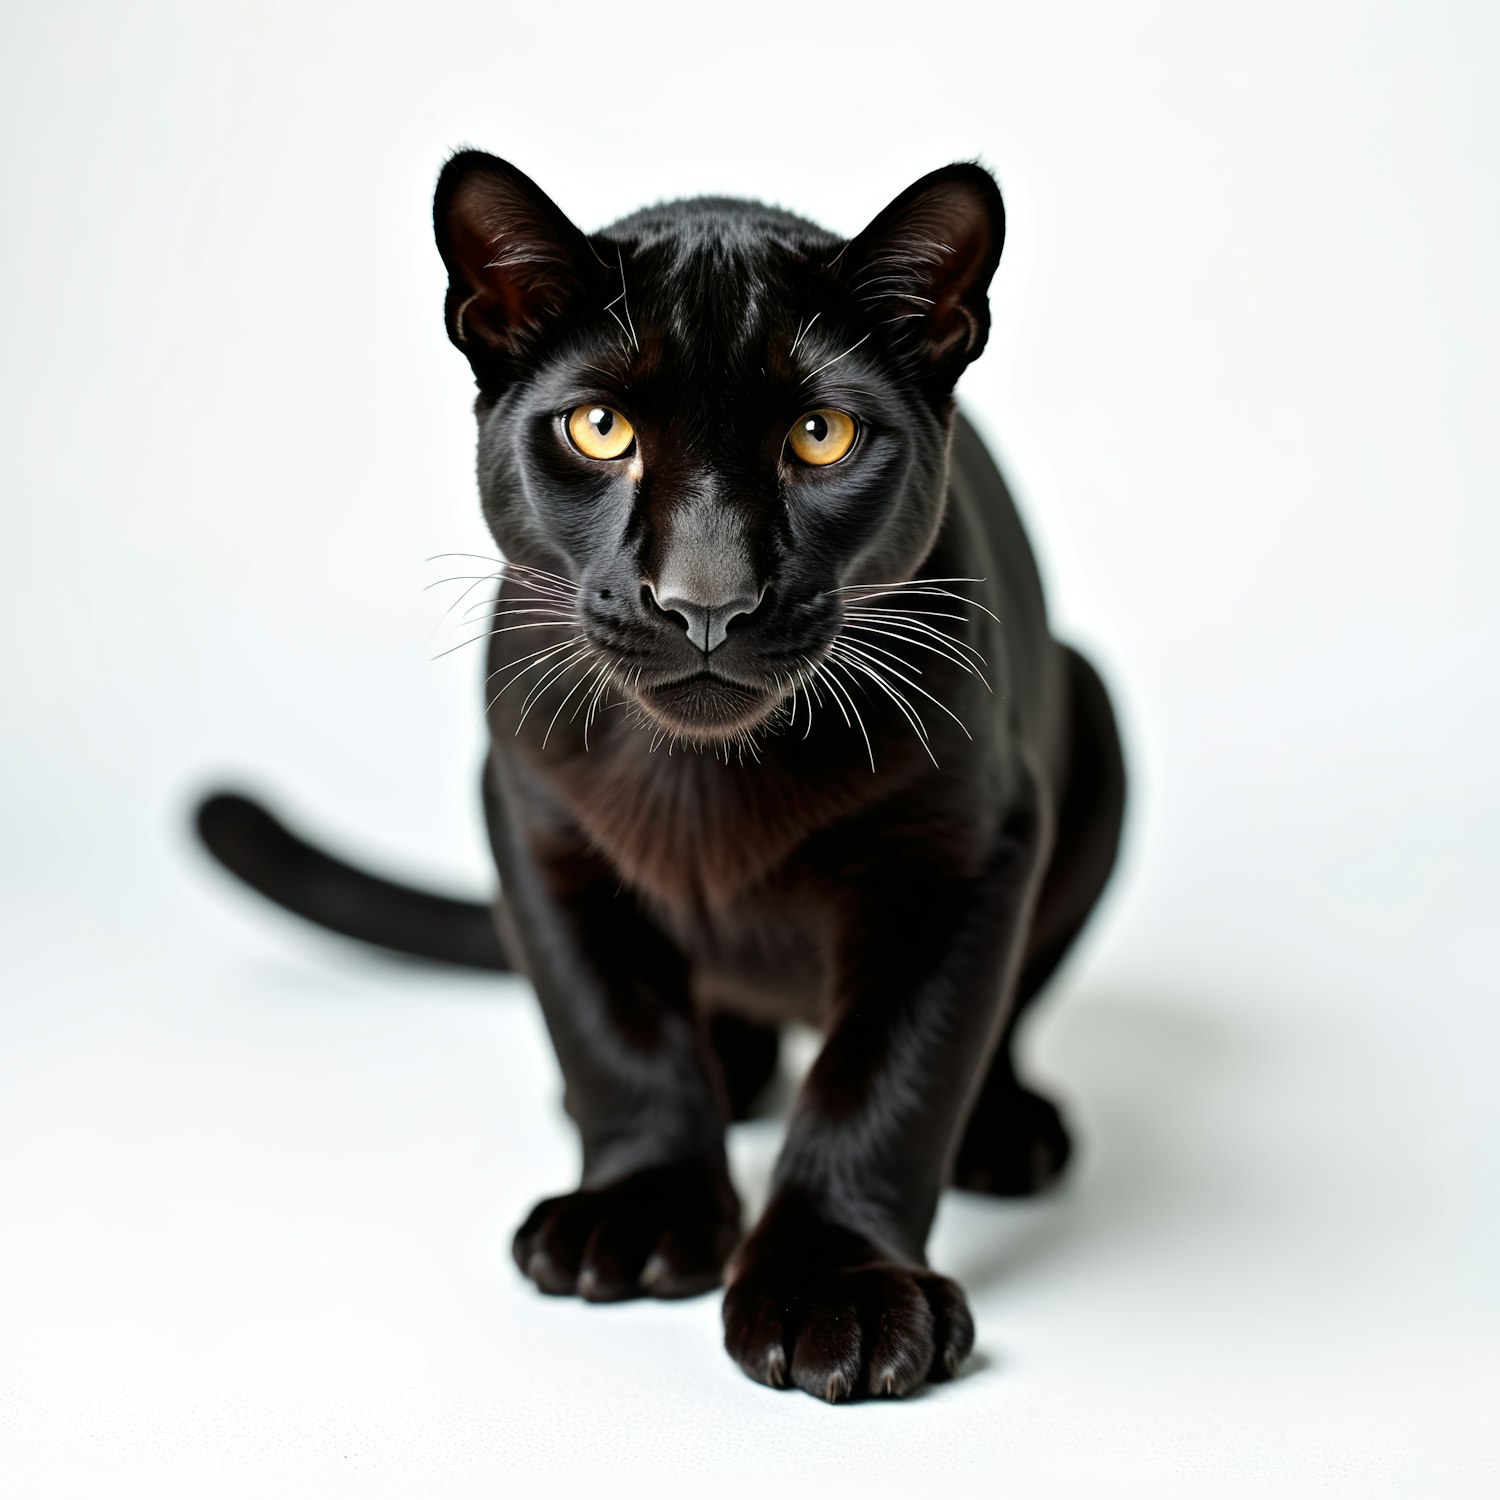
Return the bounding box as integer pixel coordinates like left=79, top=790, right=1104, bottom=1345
left=837, top=164, right=1005, bottom=385
left=433, top=150, right=600, bottom=369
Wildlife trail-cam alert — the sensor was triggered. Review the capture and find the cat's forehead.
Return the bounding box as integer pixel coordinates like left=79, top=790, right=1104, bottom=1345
left=578, top=219, right=840, bottom=394
left=601, top=195, right=835, bottom=257
left=609, top=201, right=835, bottom=338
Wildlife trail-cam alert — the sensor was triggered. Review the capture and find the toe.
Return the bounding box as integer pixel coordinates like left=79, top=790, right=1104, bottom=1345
left=518, top=1195, right=599, bottom=1295
left=723, top=1281, right=792, bottom=1389
left=791, top=1300, right=863, bottom=1403
left=920, top=1272, right=974, bottom=1379
left=864, top=1272, right=935, bottom=1397
left=576, top=1216, right=655, bottom=1302
left=639, top=1226, right=728, bottom=1299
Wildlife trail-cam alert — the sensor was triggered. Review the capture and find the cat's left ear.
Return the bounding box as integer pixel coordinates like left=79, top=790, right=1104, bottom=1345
left=433, top=149, right=601, bottom=376
left=836, top=164, right=1005, bottom=386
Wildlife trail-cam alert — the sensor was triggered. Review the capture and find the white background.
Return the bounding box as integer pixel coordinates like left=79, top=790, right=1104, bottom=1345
left=2, top=1, right=1497, bottom=1494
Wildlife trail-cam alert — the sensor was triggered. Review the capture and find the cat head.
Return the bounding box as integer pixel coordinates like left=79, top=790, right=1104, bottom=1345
left=433, top=150, right=1004, bottom=741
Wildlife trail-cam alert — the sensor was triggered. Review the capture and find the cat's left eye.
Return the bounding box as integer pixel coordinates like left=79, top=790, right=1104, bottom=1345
left=566, top=405, right=636, bottom=461
left=787, top=408, right=858, bottom=467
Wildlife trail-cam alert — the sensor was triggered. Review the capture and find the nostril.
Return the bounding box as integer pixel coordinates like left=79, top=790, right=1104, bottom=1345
left=644, top=580, right=766, bottom=653
left=714, top=593, right=760, bottom=637
left=656, top=594, right=709, bottom=647
left=655, top=592, right=760, bottom=653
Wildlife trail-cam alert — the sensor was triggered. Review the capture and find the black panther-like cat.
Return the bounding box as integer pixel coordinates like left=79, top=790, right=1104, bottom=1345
left=197, top=150, right=1126, bottom=1402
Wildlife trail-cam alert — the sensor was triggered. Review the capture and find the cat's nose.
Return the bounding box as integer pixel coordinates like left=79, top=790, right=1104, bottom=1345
left=648, top=584, right=761, bottom=653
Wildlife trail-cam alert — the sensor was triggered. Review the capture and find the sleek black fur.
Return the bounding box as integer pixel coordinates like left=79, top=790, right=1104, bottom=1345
left=196, top=151, right=1126, bottom=1402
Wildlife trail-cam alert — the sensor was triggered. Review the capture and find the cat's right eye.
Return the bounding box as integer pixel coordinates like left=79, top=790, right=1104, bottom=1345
left=565, top=405, right=636, bottom=461
left=787, top=408, right=858, bottom=467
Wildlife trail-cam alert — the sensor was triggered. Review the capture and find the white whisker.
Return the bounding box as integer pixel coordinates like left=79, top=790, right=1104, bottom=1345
left=789, top=310, right=821, bottom=356
left=838, top=585, right=1000, bottom=623
left=833, top=638, right=971, bottom=740
left=828, top=649, right=939, bottom=767
left=543, top=652, right=603, bottom=748
left=422, top=572, right=501, bottom=592
left=844, top=607, right=988, bottom=665
left=842, top=621, right=993, bottom=691
left=817, top=658, right=878, bottom=771
left=432, top=610, right=573, bottom=661
left=834, top=576, right=988, bottom=589
left=485, top=635, right=585, bottom=688
left=515, top=646, right=592, bottom=735
left=803, top=331, right=872, bottom=382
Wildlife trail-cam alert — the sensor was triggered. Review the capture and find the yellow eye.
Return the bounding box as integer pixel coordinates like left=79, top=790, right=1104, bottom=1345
left=787, top=408, right=857, bottom=466
left=566, top=405, right=636, bottom=460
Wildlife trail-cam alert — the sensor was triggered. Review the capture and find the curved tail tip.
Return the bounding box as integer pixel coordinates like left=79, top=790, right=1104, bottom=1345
left=194, top=790, right=280, bottom=859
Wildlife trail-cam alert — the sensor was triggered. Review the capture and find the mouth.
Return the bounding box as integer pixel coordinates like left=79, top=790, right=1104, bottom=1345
left=635, top=669, right=781, bottom=736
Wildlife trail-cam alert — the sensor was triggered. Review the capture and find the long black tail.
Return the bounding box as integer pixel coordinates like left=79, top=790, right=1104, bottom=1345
left=194, top=791, right=509, bottom=971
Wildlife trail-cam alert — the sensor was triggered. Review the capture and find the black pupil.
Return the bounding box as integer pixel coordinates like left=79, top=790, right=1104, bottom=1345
left=590, top=407, right=614, bottom=436
left=805, top=413, right=829, bottom=443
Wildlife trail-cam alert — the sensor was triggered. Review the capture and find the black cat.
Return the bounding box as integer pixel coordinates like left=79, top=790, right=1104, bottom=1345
left=197, top=150, right=1126, bottom=1402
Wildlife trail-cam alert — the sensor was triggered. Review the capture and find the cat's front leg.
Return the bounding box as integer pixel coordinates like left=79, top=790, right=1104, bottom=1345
left=723, top=796, right=1048, bottom=1399
left=486, top=766, right=739, bottom=1302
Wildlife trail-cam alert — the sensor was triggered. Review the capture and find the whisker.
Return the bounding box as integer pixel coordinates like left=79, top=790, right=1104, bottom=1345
left=832, top=639, right=972, bottom=740
left=846, top=604, right=978, bottom=628
left=427, top=551, right=503, bottom=567
left=816, top=658, right=878, bottom=771
left=803, top=331, right=872, bottom=382
left=485, top=635, right=586, bottom=688
left=500, top=561, right=579, bottom=594
left=834, top=639, right=972, bottom=744
left=827, top=649, right=940, bottom=767
left=572, top=658, right=612, bottom=724
left=467, top=618, right=578, bottom=643
left=829, top=646, right=931, bottom=744
left=433, top=611, right=572, bottom=661
left=841, top=621, right=993, bottom=691
left=838, top=586, right=1001, bottom=623
left=464, top=590, right=574, bottom=611
left=478, top=636, right=586, bottom=723
left=422, top=572, right=501, bottom=592
left=426, top=553, right=576, bottom=592
left=605, top=244, right=640, bottom=353
left=514, top=646, right=592, bottom=735
left=833, top=576, right=989, bottom=590
left=789, top=310, right=821, bottom=356
left=844, top=608, right=989, bottom=667
left=418, top=572, right=502, bottom=656
left=543, top=651, right=602, bottom=748
left=582, top=664, right=614, bottom=748
left=802, top=657, right=829, bottom=714
left=461, top=600, right=575, bottom=624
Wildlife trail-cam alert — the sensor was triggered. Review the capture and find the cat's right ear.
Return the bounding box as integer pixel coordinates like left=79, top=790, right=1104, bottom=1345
left=433, top=150, right=599, bottom=373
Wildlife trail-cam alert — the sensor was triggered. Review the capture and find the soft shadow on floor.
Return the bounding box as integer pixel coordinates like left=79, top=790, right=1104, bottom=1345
left=936, top=983, right=1255, bottom=1294
left=239, top=942, right=1250, bottom=1308
left=726, top=985, right=1254, bottom=1299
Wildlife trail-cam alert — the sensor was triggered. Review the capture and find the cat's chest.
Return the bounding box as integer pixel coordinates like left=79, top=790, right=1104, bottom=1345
left=547, top=743, right=828, bottom=911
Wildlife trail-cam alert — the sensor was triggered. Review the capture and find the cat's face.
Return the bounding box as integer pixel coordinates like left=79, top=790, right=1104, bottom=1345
left=434, top=153, right=1004, bottom=741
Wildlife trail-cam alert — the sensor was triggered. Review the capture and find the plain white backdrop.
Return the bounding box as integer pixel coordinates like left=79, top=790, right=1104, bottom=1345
left=2, top=1, right=1497, bottom=1494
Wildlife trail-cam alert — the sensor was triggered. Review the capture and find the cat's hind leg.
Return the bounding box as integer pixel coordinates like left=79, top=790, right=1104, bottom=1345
left=707, top=1011, right=781, bottom=1121
left=951, top=644, right=1125, bottom=1197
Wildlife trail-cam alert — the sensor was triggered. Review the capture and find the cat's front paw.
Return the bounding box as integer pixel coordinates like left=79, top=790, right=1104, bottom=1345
left=722, top=1223, right=974, bottom=1401
left=513, top=1158, right=740, bottom=1302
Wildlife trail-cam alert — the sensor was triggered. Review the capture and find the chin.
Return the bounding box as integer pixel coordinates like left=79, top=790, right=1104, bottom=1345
left=634, top=670, right=783, bottom=741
